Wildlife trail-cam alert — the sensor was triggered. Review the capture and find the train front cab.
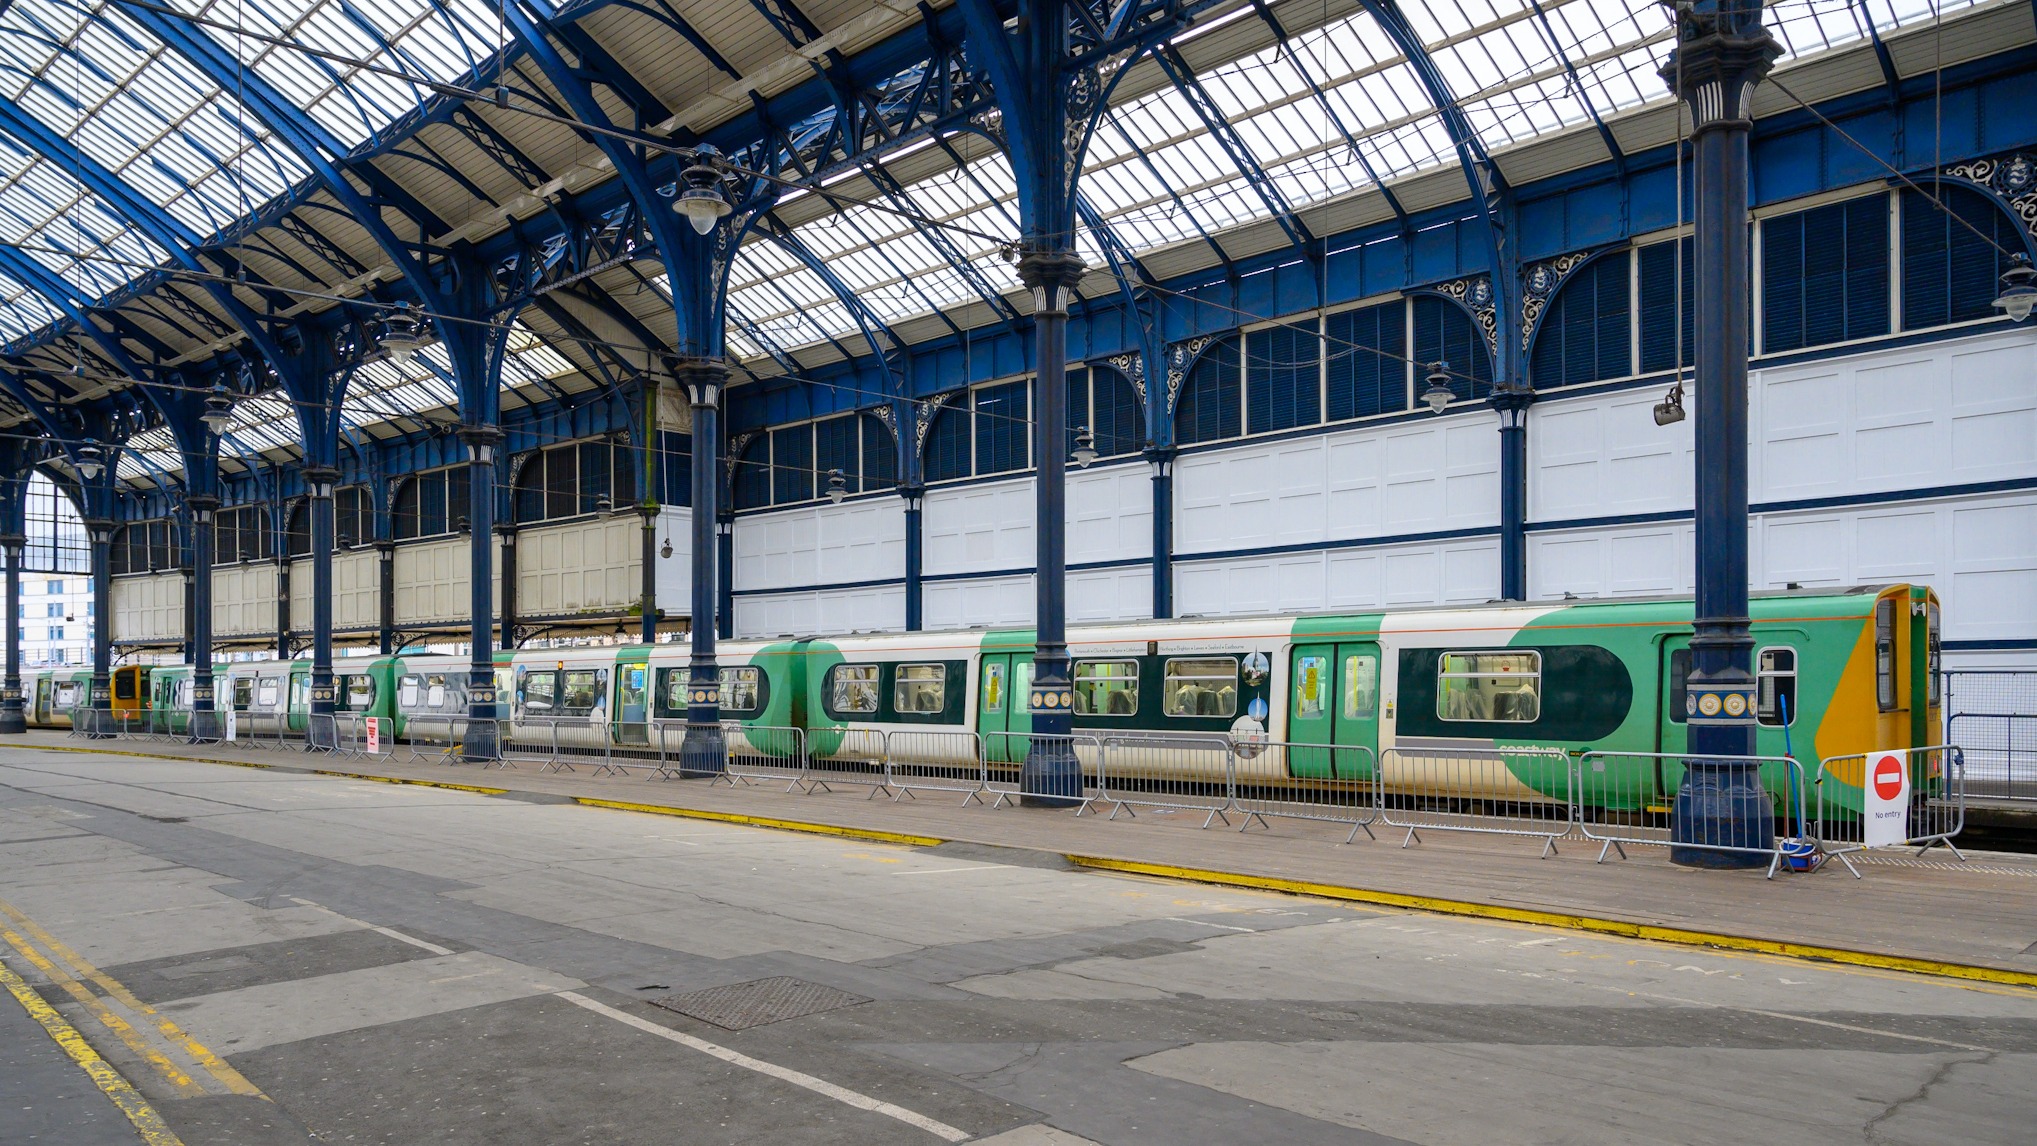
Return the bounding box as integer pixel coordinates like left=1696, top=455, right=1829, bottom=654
left=1804, top=584, right=1944, bottom=816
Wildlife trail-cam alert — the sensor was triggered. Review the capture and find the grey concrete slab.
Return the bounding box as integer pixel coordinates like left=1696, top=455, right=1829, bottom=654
left=5, top=748, right=2037, bottom=1146
left=158, top=951, right=583, bottom=1054
left=100, top=927, right=446, bottom=1005
left=0, top=970, right=142, bottom=1145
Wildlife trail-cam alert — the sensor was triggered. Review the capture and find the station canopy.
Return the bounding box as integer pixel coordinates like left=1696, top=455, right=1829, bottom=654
left=0, top=0, right=1985, bottom=484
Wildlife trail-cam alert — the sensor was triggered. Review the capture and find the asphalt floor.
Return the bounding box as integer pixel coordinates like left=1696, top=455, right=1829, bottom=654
left=2, top=745, right=2034, bottom=1145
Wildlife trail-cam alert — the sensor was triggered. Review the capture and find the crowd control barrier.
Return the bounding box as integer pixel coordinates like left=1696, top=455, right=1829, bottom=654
left=1378, top=745, right=1574, bottom=855
left=1231, top=741, right=1380, bottom=842
left=980, top=730, right=1106, bottom=810
left=1815, top=746, right=1966, bottom=878
left=1577, top=752, right=1809, bottom=878
left=1094, top=733, right=1238, bottom=826
left=883, top=729, right=989, bottom=803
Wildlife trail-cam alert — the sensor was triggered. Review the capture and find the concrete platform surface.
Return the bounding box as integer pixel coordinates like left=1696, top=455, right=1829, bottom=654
left=2, top=745, right=2035, bottom=1145
left=21, top=731, right=2037, bottom=980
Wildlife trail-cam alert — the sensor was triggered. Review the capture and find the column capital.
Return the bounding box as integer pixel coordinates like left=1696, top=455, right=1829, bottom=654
left=673, top=358, right=730, bottom=408
left=1017, top=251, right=1086, bottom=314
left=457, top=424, right=503, bottom=465
left=1660, top=11, right=1782, bottom=130
left=895, top=482, right=925, bottom=511
left=84, top=518, right=116, bottom=544
left=185, top=493, right=219, bottom=515
left=1487, top=384, right=1535, bottom=429
left=0, top=532, right=24, bottom=553
left=302, top=466, right=340, bottom=497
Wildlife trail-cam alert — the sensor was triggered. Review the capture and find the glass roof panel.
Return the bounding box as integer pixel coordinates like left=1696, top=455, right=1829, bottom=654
left=0, top=130, right=170, bottom=296
left=0, top=269, right=66, bottom=343
left=168, top=0, right=510, bottom=149
left=0, top=1, right=312, bottom=301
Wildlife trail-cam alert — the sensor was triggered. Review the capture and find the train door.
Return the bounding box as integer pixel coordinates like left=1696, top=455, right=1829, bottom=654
left=1287, top=643, right=1380, bottom=779
left=976, top=654, right=1033, bottom=765
left=288, top=671, right=310, bottom=734
left=34, top=676, right=50, bottom=723
left=111, top=667, right=144, bottom=718
left=615, top=660, right=649, bottom=745
left=1653, top=636, right=1691, bottom=806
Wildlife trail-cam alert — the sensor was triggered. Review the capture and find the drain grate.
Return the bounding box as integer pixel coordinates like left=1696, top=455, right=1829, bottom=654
left=649, top=977, right=869, bottom=1031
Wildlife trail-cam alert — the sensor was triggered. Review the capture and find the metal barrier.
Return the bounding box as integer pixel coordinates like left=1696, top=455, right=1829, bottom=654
left=1093, top=734, right=1237, bottom=826
left=1379, top=745, right=1574, bottom=855
left=801, top=725, right=892, bottom=795
left=1231, top=741, right=1380, bottom=843
left=1579, top=752, right=1809, bottom=877
left=1948, top=713, right=2034, bottom=802
left=716, top=722, right=806, bottom=786
left=884, top=729, right=988, bottom=803
left=1815, top=746, right=1966, bottom=878
left=397, top=715, right=508, bottom=767
left=980, top=730, right=1106, bottom=810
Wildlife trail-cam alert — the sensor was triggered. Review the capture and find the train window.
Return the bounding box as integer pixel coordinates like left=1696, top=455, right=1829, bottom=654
left=341, top=676, right=375, bottom=711
left=1927, top=602, right=1942, bottom=708
left=257, top=678, right=280, bottom=708
left=233, top=678, right=254, bottom=710
left=724, top=668, right=760, bottom=712
left=1876, top=598, right=1897, bottom=711
left=1436, top=651, right=1540, bottom=723
left=398, top=675, right=422, bottom=708
left=829, top=665, right=880, bottom=715
left=1668, top=649, right=1690, bottom=724
left=1074, top=661, right=1139, bottom=716
left=176, top=680, right=192, bottom=708
left=981, top=662, right=1005, bottom=714
left=1757, top=647, right=1797, bottom=727
left=290, top=675, right=310, bottom=711
left=54, top=681, right=80, bottom=709
left=1294, top=656, right=1327, bottom=719
left=522, top=670, right=557, bottom=714
left=1344, top=655, right=1378, bottom=720
left=1164, top=658, right=1238, bottom=718
left=894, top=664, right=946, bottom=714
left=114, top=673, right=136, bottom=701
left=425, top=675, right=447, bottom=709
left=560, top=670, right=603, bottom=716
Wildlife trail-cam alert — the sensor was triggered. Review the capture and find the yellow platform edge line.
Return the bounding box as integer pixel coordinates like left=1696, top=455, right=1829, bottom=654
left=23, top=740, right=2034, bottom=989
left=1065, top=855, right=2037, bottom=990
left=573, top=796, right=946, bottom=847
left=0, top=957, right=186, bottom=1146
left=27, top=742, right=272, bottom=770
left=310, top=770, right=510, bottom=796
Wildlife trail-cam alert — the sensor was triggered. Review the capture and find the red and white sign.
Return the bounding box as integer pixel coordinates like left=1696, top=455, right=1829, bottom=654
left=365, top=716, right=382, bottom=755
left=1863, top=749, right=1911, bottom=848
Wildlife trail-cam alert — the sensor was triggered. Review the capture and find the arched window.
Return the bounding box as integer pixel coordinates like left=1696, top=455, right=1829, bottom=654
left=1761, top=193, right=1889, bottom=354
left=285, top=502, right=311, bottom=558
left=390, top=467, right=465, bottom=540
left=730, top=436, right=771, bottom=511
left=1529, top=253, right=1632, bottom=389
left=1069, top=364, right=1143, bottom=460
left=1412, top=296, right=1493, bottom=402
left=335, top=486, right=369, bottom=548
left=923, top=398, right=972, bottom=483
left=1325, top=299, right=1407, bottom=419
left=1902, top=184, right=2025, bottom=330
left=511, top=438, right=635, bottom=525
left=1175, top=335, right=1241, bottom=445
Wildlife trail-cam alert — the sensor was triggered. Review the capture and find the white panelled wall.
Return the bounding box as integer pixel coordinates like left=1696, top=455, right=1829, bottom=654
left=716, top=328, right=2034, bottom=662
left=1529, top=326, right=2037, bottom=665
left=734, top=497, right=906, bottom=637
left=1172, top=411, right=1502, bottom=615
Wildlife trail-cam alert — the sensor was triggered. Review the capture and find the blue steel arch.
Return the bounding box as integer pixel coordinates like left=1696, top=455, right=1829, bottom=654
left=1519, top=244, right=1634, bottom=385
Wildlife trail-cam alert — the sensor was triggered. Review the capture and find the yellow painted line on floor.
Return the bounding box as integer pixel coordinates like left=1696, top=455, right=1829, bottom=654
left=1064, top=855, right=2037, bottom=990
left=0, top=898, right=265, bottom=1098
left=0, top=924, right=204, bottom=1097
left=573, top=797, right=946, bottom=848
left=17, top=742, right=272, bottom=769
left=311, top=770, right=510, bottom=796
left=0, top=957, right=185, bottom=1146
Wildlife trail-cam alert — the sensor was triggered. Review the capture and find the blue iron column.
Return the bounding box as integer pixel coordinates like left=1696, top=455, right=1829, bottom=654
left=1491, top=388, right=1532, bottom=600
left=1145, top=446, right=1174, bottom=620
left=86, top=514, right=114, bottom=737
left=1664, top=1, right=1781, bottom=866
left=459, top=426, right=502, bottom=761
left=1021, top=251, right=1086, bottom=803
left=0, top=532, right=23, bottom=733
left=304, top=467, right=338, bottom=749
left=186, top=494, right=220, bottom=741
left=681, top=363, right=726, bottom=776
left=900, top=484, right=924, bottom=631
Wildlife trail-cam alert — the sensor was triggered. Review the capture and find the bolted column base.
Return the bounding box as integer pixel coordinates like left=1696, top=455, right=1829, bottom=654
left=461, top=719, right=500, bottom=765
left=0, top=706, right=24, bottom=735
left=679, top=718, right=727, bottom=778
left=1670, top=759, right=1775, bottom=868
left=1020, top=705, right=1083, bottom=808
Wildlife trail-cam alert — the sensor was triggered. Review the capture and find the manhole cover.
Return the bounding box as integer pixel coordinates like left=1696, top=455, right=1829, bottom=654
left=649, top=977, right=869, bottom=1030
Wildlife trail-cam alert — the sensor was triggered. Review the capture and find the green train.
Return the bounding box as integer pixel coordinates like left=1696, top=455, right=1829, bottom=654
left=24, top=583, right=1942, bottom=814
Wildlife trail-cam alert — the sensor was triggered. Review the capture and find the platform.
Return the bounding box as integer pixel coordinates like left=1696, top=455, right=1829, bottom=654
left=16, top=731, right=2037, bottom=986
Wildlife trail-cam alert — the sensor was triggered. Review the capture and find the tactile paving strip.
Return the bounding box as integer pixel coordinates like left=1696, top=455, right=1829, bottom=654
left=649, top=976, right=870, bottom=1030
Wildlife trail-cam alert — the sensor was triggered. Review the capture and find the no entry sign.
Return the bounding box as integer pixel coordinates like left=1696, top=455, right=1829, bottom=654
left=1863, top=749, right=1911, bottom=848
